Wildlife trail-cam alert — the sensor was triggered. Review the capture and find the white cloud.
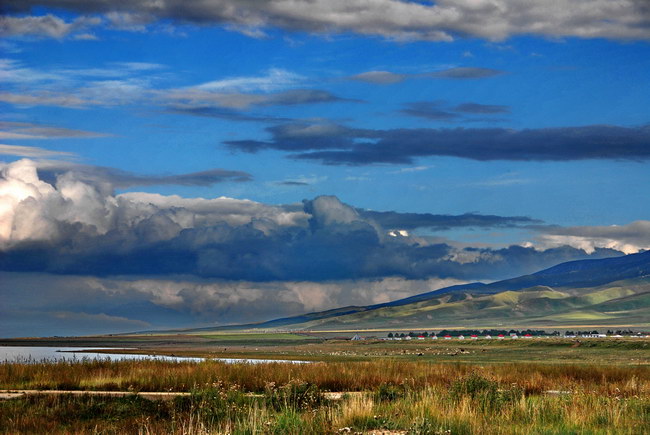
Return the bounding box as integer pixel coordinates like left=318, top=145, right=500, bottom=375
left=535, top=221, right=650, bottom=254
left=391, top=166, right=431, bottom=174
left=197, top=68, right=304, bottom=92
left=0, top=92, right=96, bottom=108
left=1, top=271, right=466, bottom=327
left=0, top=159, right=302, bottom=246
left=0, top=144, right=77, bottom=158
left=6, top=1, right=650, bottom=41
left=0, top=58, right=167, bottom=108
left=0, top=121, right=106, bottom=139
left=72, top=33, right=99, bottom=40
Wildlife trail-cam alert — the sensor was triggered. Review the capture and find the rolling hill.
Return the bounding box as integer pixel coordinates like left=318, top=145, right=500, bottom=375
left=190, top=250, right=650, bottom=332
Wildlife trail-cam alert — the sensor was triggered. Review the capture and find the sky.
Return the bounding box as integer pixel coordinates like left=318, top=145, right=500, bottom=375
left=1, top=1, right=649, bottom=337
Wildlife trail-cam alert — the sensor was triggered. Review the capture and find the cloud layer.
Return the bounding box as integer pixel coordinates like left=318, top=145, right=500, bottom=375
left=1, top=159, right=644, bottom=335
left=225, top=122, right=650, bottom=165
left=4, top=1, right=650, bottom=41
left=0, top=159, right=623, bottom=284
left=536, top=221, right=650, bottom=255
left=348, top=67, right=504, bottom=84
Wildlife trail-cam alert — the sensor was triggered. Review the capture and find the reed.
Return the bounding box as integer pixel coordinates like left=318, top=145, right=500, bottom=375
left=1, top=359, right=648, bottom=433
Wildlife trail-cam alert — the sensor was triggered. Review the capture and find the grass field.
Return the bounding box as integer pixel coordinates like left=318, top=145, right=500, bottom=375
left=1, top=357, right=648, bottom=434
left=2, top=334, right=650, bottom=365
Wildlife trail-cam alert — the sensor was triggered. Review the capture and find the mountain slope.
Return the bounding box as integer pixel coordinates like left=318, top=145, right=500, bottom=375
left=282, top=278, right=650, bottom=330
left=184, top=251, right=650, bottom=332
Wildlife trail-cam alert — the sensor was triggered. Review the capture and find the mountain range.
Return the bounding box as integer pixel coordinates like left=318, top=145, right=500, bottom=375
left=193, top=250, right=650, bottom=331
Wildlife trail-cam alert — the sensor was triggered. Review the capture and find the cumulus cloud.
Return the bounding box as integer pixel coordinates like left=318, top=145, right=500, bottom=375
left=225, top=121, right=650, bottom=165
left=534, top=221, right=650, bottom=254
left=4, top=1, right=650, bottom=41
left=0, top=160, right=624, bottom=284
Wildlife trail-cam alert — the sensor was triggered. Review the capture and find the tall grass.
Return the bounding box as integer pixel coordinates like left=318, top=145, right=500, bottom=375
left=1, top=358, right=648, bottom=396
left=0, top=360, right=648, bottom=433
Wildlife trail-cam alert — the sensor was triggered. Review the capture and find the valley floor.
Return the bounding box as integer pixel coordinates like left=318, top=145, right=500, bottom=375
left=0, top=335, right=649, bottom=433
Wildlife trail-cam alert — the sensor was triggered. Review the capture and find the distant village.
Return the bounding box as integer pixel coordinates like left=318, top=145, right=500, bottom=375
left=350, top=329, right=650, bottom=341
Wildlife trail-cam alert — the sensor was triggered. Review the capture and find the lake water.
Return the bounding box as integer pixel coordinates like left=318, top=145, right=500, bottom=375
left=0, top=346, right=309, bottom=364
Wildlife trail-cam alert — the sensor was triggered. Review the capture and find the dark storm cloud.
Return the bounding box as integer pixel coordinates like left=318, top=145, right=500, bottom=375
left=225, top=121, right=650, bottom=165
left=7, top=0, right=649, bottom=41
left=0, top=161, right=623, bottom=283
left=225, top=122, right=363, bottom=153
left=0, top=211, right=620, bottom=282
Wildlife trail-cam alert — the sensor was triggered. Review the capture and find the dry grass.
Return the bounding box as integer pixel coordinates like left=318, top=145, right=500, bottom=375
left=1, top=358, right=648, bottom=396
left=1, top=359, right=648, bottom=434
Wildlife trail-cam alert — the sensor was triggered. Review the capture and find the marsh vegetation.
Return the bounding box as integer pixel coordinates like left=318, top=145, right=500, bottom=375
left=1, top=358, right=648, bottom=434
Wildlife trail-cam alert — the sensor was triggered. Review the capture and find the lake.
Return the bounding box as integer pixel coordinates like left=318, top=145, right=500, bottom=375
left=0, top=346, right=309, bottom=364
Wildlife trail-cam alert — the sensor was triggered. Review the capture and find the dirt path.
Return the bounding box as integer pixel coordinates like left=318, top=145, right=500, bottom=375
left=0, top=389, right=363, bottom=401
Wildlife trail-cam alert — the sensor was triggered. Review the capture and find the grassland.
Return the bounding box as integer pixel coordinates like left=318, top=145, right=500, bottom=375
left=4, top=333, right=649, bottom=365
left=0, top=336, right=649, bottom=433
left=270, top=280, right=650, bottom=331
left=1, top=357, right=648, bottom=434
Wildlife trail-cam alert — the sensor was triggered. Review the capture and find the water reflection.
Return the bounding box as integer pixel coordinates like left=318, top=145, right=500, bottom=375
left=0, top=346, right=309, bottom=364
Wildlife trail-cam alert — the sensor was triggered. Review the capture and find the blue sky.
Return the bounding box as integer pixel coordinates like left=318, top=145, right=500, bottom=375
left=1, top=1, right=650, bottom=336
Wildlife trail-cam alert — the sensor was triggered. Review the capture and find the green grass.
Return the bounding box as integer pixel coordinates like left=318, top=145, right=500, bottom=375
left=235, top=277, right=650, bottom=331
left=1, top=364, right=647, bottom=434
left=193, top=333, right=311, bottom=341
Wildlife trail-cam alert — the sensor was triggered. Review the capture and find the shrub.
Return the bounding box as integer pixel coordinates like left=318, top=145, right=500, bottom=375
left=375, top=383, right=407, bottom=402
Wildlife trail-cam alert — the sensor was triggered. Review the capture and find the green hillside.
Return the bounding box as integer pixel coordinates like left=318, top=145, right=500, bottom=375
left=273, top=277, right=650, bottom=330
